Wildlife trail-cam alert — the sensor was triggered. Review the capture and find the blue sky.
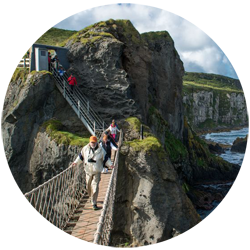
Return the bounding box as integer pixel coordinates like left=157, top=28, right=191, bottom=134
left=54, top=3, right=238, bottom=79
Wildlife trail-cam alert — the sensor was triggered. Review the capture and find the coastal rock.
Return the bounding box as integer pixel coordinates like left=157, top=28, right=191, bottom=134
left=208, top=143, right=225, bottom=154
left=2, top=71, right=86, bottom=193
left=183, top=90, right=248, bottom=131
left=65, top=19, right=184, bottom=139
left=29, top=131, right=81, bottom=187
left=111, top=121, right=200, bottom=246
left=231, top=136, right=248, bottom=153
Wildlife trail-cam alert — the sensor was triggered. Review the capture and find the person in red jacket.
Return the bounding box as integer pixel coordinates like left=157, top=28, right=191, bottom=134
left=67, top=74, right=77, bottom=93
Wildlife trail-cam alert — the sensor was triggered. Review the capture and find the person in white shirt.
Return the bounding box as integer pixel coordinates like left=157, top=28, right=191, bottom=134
left=106, top=119, right=120, bottom=142
left=72, top=135, right=113, bottom=210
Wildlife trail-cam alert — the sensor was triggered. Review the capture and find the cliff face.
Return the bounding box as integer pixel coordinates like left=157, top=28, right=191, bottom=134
left=65, top=19, right=184, bottom=140
left=183, top=91, right=247, bottom=130
left=183, top=73, right=248, bottom=131
left=111, top=119, right=200, bottom=246
left=2, top=20, right=244, bottom=246
left=1, top=71, right=85, bottom=193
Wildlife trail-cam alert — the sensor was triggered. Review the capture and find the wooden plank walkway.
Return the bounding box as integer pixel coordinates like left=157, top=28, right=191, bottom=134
left=64, top=171, right=112, bottom=242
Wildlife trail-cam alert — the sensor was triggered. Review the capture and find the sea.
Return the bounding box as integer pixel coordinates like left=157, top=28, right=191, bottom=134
left=198, top=128, right=249, bottom=248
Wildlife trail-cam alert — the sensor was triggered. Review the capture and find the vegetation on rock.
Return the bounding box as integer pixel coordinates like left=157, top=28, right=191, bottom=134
left=183, top=72, right=242, bottom=91
left=35, top=27, right=77, bottom=46
left=123, top=117, right=166, bottom=160
left=41, top=119, right=90, bottom=147
left=141, top=31, right=173, bottom=43
left=11, top=68, right=29, bottom=82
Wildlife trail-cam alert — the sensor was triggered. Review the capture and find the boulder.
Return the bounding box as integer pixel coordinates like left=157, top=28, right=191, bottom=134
left=208, top=142, right=225, bottom=154
left=231, top=136, right=248, bottom=153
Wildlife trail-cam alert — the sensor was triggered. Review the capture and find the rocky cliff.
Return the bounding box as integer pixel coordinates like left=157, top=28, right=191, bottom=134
left=1, top=70, right=88, bottom=193
left=183, top=72, right=248, bottom=131
left=111, top=118, right=200, bottom=246
left=1, top=20, right=244, bottom=246
left=64, top=19, right=184, bottom=140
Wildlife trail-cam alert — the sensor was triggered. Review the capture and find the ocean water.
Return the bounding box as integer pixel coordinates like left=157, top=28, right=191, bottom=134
left=204, top=127, right=248, bottom=145
left=204, top=127, right=248, bottom=165
left=198, top=128, right=249, bottom=248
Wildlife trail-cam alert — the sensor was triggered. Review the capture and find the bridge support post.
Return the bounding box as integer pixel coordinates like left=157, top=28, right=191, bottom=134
left=63, top=80, right=66, bottom=98
left=78, top=100, right=80, bottom=118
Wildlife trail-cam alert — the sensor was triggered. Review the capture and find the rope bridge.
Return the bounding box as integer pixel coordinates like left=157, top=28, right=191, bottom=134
left=24, top=64, right=123, bottom=244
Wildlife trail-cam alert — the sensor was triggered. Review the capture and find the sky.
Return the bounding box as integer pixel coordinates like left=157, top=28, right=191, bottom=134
left=54, top=3, right=238, bottom=79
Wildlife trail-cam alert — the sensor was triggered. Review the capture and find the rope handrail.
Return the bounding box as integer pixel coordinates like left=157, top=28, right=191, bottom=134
left=24, top=65, right=109, bottom=229
left=93, top=129, right=123, bottom=245
left=24, top=163, right=87, bottom=230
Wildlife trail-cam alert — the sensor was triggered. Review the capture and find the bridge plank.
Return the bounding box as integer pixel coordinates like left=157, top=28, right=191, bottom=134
left=64, top=171, right=112, bottom=242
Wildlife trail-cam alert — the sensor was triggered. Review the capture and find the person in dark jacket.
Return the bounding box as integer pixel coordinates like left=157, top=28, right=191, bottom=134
left=100, top=134, right=118, bottom=173
left=103, top=130, right=118, bottom=147
left=67, top=74, right=77, bottom=93
left=52, top=55, right=59, bottom=71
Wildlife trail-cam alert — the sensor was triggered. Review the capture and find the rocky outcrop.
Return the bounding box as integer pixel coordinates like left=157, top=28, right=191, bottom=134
left=183, top=90, right=248, bottom=131
left=231, top=136, right=248, bottom=153
left=65, top=19, right=184, bottom=140
left=2, top=71, right=86, bottom=193
left=111, top=119, right=200, bottom=246
left=207, top=143, right=225, bottom=154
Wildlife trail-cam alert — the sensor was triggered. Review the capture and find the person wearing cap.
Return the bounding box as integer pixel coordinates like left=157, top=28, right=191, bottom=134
left=72, top=135, right=113, bottom=210
left=100, top=134, right=118, bottom=174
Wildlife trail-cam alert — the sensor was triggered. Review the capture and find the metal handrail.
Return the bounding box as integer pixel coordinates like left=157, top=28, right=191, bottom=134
left=93, top=130, right=123, bottom=245
left=51, top=66, right=107, bottom=137
left=59, top=68, right=105, bottom=128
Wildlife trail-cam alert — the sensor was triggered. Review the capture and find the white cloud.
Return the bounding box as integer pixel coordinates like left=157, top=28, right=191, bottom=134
left=180, top=46, right=233, bottom=77
left=54, top=3, right=238, bottom=79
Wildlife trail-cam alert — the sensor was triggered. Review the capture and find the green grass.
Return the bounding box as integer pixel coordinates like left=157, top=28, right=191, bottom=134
left=35, top=27, right=77, bottom=46
left=124, top=136, right=161, bottom=152
left=124, top=117, right=166, bottom=159
left=41, top=119, right=90, bottom=147
left=165, top=129, right=188, bottom=163
left=114, top=19, right=142, bottom=44
left=183, top=80, right=243, bottom=93
left=11, top=68, right=29, bottom=82
left=141, top=31, right=173, bottom=43
left=125, top=117, right=141, bottom=132
left=61, top=22, right=117, bottom=46
left=183, top=72, right=242, bottom=92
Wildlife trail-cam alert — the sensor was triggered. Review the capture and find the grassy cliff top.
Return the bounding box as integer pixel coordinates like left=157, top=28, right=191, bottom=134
left=34, top=19, right=176, bottom=47
left=141, top=31, right=173, bottom=43
left=183, top=72, right=242, bottom=93
left=60, top=19, right=176, bottom=46
left=35, top=27, right=77, bottom=46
